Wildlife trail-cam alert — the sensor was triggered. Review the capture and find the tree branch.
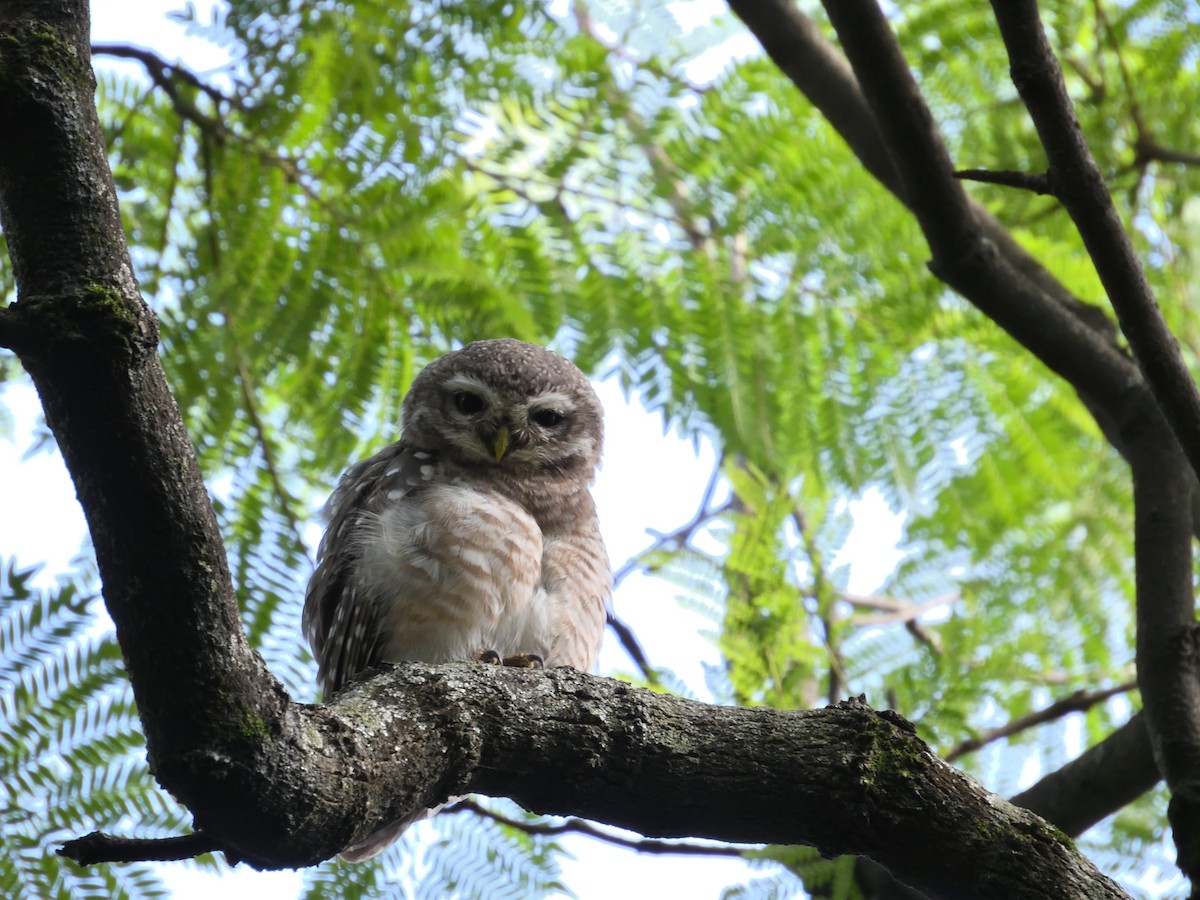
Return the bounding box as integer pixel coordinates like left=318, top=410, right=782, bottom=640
left=795, top=2, right=1197, bottom=889
left=58, top=831, right=229, bottom=866
left=61, top=667, right=1131, bottom=898
left=944, top=681, right=1137, bottom=763
left=1135, top=139, right=1200, bottom=169
left=989, top=1, right=1200, bottom=486
left=954, top=168, right=1055, bottom=195
left=447, top=798, right=749, bottom=858
left=91, top=43, right=236, bottom=110
left=723, top=0, right=1119, bottom=343
left=605, top=611, right=657, bottom=682
left=816, top=0, right=1132, bottom=407
left=986, top=3, right=1200, bottom=883
left=1128, top=439, right=1200, bottom=880
left=1013, top=711, right=1160, bottom=838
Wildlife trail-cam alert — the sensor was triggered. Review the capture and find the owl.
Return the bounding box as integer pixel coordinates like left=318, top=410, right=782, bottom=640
left=302, top=339, right=611, bottom=860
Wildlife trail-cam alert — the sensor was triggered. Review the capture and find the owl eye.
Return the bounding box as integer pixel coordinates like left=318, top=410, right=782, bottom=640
left=530, top=409, right=565, bottom=428
left=453, top=391, right=486, bottom=414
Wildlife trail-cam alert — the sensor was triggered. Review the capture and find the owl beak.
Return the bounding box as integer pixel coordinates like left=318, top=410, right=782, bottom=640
left=491, top=425, right=511, bottom=461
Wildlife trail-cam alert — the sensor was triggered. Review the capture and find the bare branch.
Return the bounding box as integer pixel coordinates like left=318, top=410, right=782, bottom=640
left=613, top=460, right=727, bottom=588
left=848, top=592, right=958, bottom=628
left=954, top=168, right=1055, bottom=195
left=1135, top=139, right=1200, bottom=169
left=58, top=831, right=230, bottom=866
left=723, top=0, right=1119, bottom=342
left=606, top=611, right=657, bottom=682
left=448, top=798, right=750, bottom=858
left=724, top=0, right=1200, bottom=554
left=91, top=43, right=237, bottom=110
left=988, top=4, right=1200, bottom=883
left=944, top=682, right=1137, bottom=763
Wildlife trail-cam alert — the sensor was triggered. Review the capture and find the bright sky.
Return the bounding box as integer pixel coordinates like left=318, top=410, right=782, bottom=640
left=0, top=2, right=906, bottom=898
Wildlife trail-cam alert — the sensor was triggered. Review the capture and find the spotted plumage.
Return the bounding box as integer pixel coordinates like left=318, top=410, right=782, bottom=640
left=302, top=339, right=611, bottom=860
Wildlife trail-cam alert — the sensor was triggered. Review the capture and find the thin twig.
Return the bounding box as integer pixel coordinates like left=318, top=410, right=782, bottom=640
left=447, top=798, right=751, bottom=857
left=606, top=461, right=727, bottom=680
left=96, top=42, right=332, bottom=214
left=954, top=168, right=1055, bottom=195
left=944, top=681, right=1137, bottom=763
left=851, top=589, right=949, bottom=654
left=568, top=2, right=708, bottom=96
left=848, top=592, right=958, bottom=627
left=464, top=158, right=695, bottom=237
left=605, top=611, right=656, bottom=682
left=613, top=460, right=727, bottom=588
left=231, top=343, right=312, bottom=563
left=92, top=44, right=239, bottom=110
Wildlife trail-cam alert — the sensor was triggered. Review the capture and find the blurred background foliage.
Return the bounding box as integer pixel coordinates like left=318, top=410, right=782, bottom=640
left=3, top=0, right=1200, bottom=896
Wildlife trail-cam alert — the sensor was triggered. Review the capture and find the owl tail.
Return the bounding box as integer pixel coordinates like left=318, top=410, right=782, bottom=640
left=338, top=801, right=450, bottom=862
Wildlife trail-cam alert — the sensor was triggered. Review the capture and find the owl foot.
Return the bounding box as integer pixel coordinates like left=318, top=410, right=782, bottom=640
left=502, top=653, right=544, bottom=669
left=473, top=650, right=544, bottom=668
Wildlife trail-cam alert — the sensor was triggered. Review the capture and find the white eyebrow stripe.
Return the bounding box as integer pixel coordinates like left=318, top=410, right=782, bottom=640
left=442, top=374, right=497, bottom=400
left=526, top=391, right=575, bottom=410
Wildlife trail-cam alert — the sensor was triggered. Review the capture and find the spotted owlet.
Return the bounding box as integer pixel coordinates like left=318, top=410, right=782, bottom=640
left=302, top=339, right=611, bottom=860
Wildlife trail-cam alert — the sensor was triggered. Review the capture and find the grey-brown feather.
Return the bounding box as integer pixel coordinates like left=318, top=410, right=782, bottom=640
left=301, top=339, right=611, bottom=859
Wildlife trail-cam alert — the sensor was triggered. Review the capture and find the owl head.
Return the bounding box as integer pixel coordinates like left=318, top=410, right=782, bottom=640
left=401, top=339, right=603, bottom=476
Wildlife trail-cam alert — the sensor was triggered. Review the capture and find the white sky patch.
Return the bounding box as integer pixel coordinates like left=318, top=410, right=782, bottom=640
left=0, top=385, right=89, bottom=586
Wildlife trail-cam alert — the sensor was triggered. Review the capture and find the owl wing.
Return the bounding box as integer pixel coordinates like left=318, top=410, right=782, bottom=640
left=303, top=439, right=426, bottom=698
left=541, top=501, right=611, bottom=671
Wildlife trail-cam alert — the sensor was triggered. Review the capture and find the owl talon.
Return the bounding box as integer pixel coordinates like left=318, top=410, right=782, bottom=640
left=476, top=649, right=503, bottom=665
left=502, top=653, right=544, bottom=669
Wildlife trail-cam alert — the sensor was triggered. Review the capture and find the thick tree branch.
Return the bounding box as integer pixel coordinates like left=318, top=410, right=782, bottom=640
left=989, top=2, right=1200, bottom=486
left=1128, top=441, right=1200, bottom=880
left=816, top=0, right=1136, bottom=416
left=723, top=0, right=1118, bottom=342
left=0, top=0, right=291, bottom=861
left=1014, top=711, right=1160, bottom=838
left=68, top=667, right=1134, bottom=899
left=740, top=2, right=1200, bottom=545
left=721, top=0, right=1200, bottom=559
left=987, top=3, right=1200, bottom=882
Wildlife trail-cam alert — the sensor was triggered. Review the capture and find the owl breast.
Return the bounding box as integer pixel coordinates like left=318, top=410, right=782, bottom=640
left=353, top=483, right=554, bottom=664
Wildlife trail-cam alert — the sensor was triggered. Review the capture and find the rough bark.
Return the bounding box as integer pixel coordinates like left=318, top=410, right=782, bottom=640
left=0, top=1, right=1145, bottom=898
